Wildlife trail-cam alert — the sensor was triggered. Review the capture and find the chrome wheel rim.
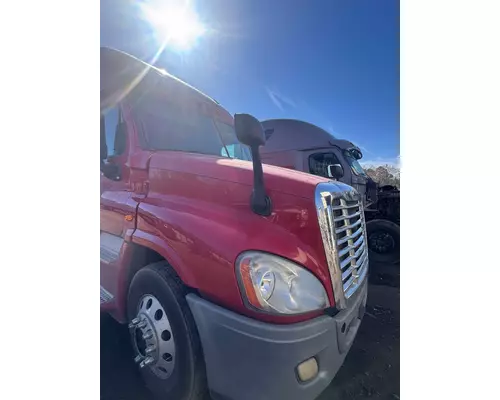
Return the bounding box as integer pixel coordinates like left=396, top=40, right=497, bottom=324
left=129, top=294, right=176, bottom=379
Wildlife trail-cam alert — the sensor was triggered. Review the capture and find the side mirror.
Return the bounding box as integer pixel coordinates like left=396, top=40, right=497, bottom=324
left=234, top=114, right=266, bottom=147
left=234, top=113, right=271, bottom=216
left=101, top=162, right=121, bottom=181
left=327, top=164, right=344, bottom=180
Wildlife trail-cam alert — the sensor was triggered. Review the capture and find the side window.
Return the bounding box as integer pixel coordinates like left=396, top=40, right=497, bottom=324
left=102, top=106, right=125, bottom=158
left=309, top=152, right=342, bottom=178
left=221, top=144, right=235, bottom=158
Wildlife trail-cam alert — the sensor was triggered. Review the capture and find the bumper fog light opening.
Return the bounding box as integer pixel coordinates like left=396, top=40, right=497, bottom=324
left=297, top=357, right=319, bottom=382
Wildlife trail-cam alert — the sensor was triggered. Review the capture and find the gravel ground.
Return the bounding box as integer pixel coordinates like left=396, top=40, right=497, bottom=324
left=317, top=285, right=400, bottom=399
left=101, top=265, right=399, bottom=400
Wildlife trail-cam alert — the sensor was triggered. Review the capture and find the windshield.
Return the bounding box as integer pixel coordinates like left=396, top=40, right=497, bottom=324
left=343, top=150, right=367, bottom=177
left=215, top=121, right=252, bottom=160
left=131, top=96, right=252, bottom=161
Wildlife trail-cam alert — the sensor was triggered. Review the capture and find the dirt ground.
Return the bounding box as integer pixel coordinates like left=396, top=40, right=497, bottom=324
left=100, top=264, right=399, bottom=400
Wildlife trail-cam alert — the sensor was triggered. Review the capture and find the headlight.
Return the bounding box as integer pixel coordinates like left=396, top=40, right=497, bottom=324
left=236, top=251, right=330, bottom=314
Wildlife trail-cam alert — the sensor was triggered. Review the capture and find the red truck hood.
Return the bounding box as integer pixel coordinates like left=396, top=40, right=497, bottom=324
left=148, top=151, right=327, bottom=199
left=145, top=151, right=340, bottom=314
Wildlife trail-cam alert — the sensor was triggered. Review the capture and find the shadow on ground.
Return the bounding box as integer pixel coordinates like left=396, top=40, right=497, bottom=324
left=101, top=263, right=399, bottom=400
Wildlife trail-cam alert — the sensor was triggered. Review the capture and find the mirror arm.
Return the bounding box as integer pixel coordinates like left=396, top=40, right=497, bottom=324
left=250, top=145, right=272, bottom=216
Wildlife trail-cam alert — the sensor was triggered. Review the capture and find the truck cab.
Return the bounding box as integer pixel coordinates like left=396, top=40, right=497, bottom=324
left=100, top=48, right=368, bottom=400
left=260, top=119, right=371, bottom=203
left=260, top=119, right=400, bottom=264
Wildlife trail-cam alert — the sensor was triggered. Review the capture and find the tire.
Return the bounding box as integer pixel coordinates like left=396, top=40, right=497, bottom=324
left=127, top=261, right=207, bottom=400
left=366, top=219, right=400, bottom=265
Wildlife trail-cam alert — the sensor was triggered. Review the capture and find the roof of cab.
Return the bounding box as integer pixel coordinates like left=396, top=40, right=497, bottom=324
left=260, top=119, right=359, bottom=153
left=100, top=47, right=219, bottom=106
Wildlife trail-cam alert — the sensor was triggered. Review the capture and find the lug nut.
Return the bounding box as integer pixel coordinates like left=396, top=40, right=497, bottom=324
left=134, top=355, right=143, bottom=363
left=128, top=318, right=140, bottom=329
left=139, top=356, right=155, bottom=368
left=145, top=345, right=156, bottom=354
left=143, top=330, right=153, bottom=340
left=137, top=320, right=147, bottom=329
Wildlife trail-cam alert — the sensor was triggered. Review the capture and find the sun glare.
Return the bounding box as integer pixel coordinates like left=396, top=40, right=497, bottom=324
left=140, top=0, right=206, bottom=51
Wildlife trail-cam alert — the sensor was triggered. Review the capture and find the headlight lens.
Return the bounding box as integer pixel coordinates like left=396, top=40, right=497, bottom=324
left=236, top=251, right=330, bottom=314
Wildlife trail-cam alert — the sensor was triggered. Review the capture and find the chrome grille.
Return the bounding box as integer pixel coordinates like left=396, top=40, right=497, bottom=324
left=315, top=182, right=369, bottom=309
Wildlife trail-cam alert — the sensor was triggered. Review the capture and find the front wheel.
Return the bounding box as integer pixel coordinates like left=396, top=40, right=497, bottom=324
left=366, top=219, right=400, bottom=265
left=127, top=261, right=207, bottom=400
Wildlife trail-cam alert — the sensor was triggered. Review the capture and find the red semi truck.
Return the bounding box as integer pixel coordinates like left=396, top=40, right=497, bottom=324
left=100, top=47, right=369, bottom=400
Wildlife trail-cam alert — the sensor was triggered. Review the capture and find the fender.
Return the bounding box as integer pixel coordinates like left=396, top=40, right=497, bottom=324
left=105, top=229, right=191, bottom=323
left=131, top=228, right=197, bottom=288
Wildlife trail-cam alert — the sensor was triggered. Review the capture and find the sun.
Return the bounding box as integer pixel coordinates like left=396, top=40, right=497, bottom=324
left=140, top=0, right=206, bottom=51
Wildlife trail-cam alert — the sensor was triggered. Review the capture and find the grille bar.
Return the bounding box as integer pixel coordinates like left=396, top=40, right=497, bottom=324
left=333, top=211, right=361, bottom=222
left=338, top=234, right=365, bottom=258
left=331, top=203, right=359, bottom=211
left=357, top=249, right=369, bottom=271
left=337, top=226, right=363, bottom=245
left=339, top=239, right=366, bottom=269
left=345, top=255, right=369, bottom=298
left=335, top=219, right=362, bottom=234
left=342, top=250, right=368, bottom=285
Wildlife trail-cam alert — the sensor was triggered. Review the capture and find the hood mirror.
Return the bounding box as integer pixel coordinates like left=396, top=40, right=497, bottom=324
left=327, top=164, right=344, bottom=180
left=234, top=113, right=271, bottom=216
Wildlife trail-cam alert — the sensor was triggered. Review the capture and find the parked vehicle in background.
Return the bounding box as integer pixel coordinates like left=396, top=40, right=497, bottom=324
left=100, top=48, right=369, bottom=400
left=260, top=119, right=400, bottom=264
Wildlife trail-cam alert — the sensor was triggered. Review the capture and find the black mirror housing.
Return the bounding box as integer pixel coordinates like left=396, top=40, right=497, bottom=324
left=101, top=162, right=122, bottom=181
left=327, top=164, right=344, bottom=180
left=233, top=113, right=271, bottom=216
left=234, top=114, right=266, bottom=148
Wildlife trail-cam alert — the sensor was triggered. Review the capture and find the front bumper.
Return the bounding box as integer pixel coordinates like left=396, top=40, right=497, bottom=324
left=186, top=280, right=367, bottom=400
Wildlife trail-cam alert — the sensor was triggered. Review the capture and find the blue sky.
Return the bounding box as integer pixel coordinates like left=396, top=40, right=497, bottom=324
left=101, top=0, right=400, bottom=165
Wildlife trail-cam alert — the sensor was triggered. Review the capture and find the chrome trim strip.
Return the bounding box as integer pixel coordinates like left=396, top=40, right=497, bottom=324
left=100, top=286, right=114, bottom=304
left=100, top=232, right=123, bottom=263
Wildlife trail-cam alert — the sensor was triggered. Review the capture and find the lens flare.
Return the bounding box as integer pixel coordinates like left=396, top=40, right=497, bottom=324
left=140, top=0, right=206, bottom=51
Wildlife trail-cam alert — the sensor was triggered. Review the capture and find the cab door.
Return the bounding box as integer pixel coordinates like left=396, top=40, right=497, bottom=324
left=100, top=104, right=136, bottom=310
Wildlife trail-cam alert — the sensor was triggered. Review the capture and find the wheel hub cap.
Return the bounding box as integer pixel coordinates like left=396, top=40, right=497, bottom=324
left=129, top=294, right=176, bottom=379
